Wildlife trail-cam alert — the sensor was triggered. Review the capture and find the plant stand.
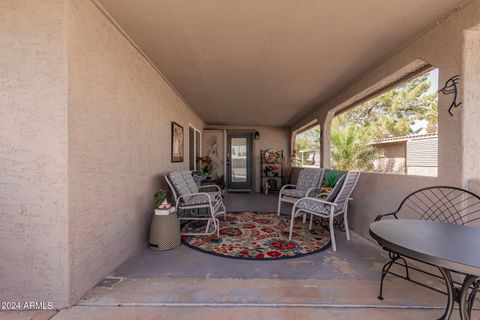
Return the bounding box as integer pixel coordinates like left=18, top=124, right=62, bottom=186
left=149, top=209, right=181, bottom=251
left=260, top=149, right=284, bottom=193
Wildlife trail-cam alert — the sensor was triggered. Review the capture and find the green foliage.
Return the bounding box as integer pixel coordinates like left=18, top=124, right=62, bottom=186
left=323, top=170, right=344, bottom=188
left=330, top=126, right=384, bottom=171
left=329, top=71, right=438, bottom=171
left=196, top=167, right=208, bottom=176
left=295, top=126, right=320, bottom=152
left=294, top=126, right=320, bottom=165
left=154, top=189, right=167, bottom=207
left=333, top=73, right=438, bottom=139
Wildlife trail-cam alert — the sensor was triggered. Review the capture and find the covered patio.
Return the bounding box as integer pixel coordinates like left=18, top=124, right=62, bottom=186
left=3, top=0, right=480, bottom=319
left=54, top=193, right=460, bottom=319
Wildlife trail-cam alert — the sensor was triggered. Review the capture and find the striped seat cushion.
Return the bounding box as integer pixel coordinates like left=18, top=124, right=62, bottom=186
left=179, top=191, right=222, bottom=208
left=296, top=199, right=331, bottom=215
left=282, top=189, right=311, bottom=198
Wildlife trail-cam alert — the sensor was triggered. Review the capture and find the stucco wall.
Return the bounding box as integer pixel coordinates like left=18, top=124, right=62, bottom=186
left=463, top=28, right=480, bottom=184
left=207, top=126, right=289, bottom=192
left=289, top=0, right=480, bottom=239
left=67, top=0, right=203, bottom=303
left=0, top=0, right=69, bottom=308
left=349, top=173, right=437, bottom=237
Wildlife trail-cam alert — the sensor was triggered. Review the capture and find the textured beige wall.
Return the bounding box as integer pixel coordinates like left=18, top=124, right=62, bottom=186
left=0, top=0, right=69, bottom=308
left=207, top=126, right=290, bottom=192
left=463, top=28, right=480, bottom=184
left=67, top=0, right=203, bottom=303
left=349, top=173, right=437, bottom=237
left=290, top=0, right=480, bottom=238
left=253, top=127, right=290, bottom=192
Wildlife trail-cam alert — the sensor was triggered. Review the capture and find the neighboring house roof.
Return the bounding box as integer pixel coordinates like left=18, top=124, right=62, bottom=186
left=371, top=132, right=438, bottom=145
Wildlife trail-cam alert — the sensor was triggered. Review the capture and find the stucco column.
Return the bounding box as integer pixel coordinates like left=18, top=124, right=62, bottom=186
left=0, top=0, right=69, bottom=308
left=321, top=111, right=335, bottom=169
left=462, top=28, right=480, bottom=185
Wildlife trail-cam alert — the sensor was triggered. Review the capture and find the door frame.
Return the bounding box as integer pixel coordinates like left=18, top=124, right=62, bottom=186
left=226, top=132, right=254, bottom=191
left=188, top=124, right=202, bottom=171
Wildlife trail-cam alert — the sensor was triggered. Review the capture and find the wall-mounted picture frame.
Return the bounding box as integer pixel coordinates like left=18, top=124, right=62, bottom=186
left=171, top=122, right=184, bottom=162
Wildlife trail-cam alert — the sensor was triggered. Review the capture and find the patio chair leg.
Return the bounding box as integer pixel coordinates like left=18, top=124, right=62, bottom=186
left=309, top=214, right=313, bottom=230
left=288, top=210, right=296, bottom=240
left=302, top=214, right=306, bottom=223
left=467, top=277, right=479, bottom=317
left=205, top=219, right=211, bottom=233
left=277, top=198, right=282, bottom=216
left=344, top=210, right=351, bottom=241
left=397, top=256, right=410, bottom=280
left=216, top=218, right=220, bottom=237
left=329, top=216, right=336, bottom=252
left=221, top=203, right=227, bottom=220
left=378, top=254, right=399, bottom=300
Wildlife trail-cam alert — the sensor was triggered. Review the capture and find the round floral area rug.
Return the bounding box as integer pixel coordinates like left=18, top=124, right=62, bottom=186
left=181, top=211, right=331, bottom=260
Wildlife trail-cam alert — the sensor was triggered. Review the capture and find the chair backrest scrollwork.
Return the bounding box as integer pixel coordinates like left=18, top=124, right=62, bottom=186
left=392, top=186, right=480, bottom=225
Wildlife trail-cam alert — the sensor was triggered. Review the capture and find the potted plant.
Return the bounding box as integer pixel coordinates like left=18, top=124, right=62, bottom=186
left=321, top=170, right=343, bottom=194
left=192, top=167, right=208, bottom=182
left=193, top=155, right=217, bottom=182
left=154, top=189, right=170, bottom=209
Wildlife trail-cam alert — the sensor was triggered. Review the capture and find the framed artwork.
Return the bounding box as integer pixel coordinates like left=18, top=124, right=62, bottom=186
left=171, top=122, right=184, bottom=162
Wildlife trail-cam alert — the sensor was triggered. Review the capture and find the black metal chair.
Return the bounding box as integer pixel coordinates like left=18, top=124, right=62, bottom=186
left=374, top=186, right=480, bottom=308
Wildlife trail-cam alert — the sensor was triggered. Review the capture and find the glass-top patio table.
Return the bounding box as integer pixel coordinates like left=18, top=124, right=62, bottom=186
left=370, top=219, right=480, bottom=320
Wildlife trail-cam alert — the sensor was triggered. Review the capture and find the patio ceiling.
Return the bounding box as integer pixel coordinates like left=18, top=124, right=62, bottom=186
left=97, top=0, right=465, bottom=127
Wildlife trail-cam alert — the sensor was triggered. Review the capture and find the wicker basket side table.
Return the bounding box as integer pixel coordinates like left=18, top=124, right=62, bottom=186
left=149, top=208, right=181, bottom=251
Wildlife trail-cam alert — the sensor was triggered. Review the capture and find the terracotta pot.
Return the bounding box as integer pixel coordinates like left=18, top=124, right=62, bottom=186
left=320, top=187, right=333, bottom=194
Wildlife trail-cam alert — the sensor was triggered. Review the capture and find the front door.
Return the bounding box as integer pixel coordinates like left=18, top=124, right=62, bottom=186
left=227, top=133, right=253, bottom=191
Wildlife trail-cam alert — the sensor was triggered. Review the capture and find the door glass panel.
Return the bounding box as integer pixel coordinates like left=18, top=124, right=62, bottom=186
left=231, top=137, right=247, bottom=182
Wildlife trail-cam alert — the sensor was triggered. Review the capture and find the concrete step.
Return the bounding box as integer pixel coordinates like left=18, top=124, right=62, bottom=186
left=77, top=276, right=447, bottom=308
left=53, top=305, right=475, bottom=320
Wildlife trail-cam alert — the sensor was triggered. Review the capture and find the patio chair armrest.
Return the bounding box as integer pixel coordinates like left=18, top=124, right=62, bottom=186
left=306, top=187, right=321, bottom=197
left=176, top=192, right=213, bottom=207
left=279, top=184, right=297, bottom=193
left=374, top=211, right=398, bottom=221
left=198, top=184, right=221, bottom=193
left=295, top=196, right=337, bottom=209
left=293, top=197, right=337, bottom=217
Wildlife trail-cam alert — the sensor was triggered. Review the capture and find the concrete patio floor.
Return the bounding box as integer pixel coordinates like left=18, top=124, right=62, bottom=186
left=9, top=193, right=480, bottom=319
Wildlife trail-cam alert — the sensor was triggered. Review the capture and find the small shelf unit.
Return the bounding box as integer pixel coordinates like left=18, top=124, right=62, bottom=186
left=260, top=149, right=284, bottom=193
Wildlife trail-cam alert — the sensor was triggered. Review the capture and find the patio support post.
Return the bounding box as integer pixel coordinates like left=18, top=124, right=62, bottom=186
left=462, top=29, right=480, bottom=187
left=321, top=111, right=335, bottom=169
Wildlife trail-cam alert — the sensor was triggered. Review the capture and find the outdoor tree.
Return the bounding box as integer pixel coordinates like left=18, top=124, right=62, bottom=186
left=329, top=71, right=438, bottom=171
left=330, top=126, right=383, bottom=171
left=294, top=125, right=320, bottom=165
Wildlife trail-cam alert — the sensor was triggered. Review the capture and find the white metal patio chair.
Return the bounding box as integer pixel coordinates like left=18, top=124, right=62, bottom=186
left=277, top=168, right=324, bottom=221
left=166, top=170, right=226, bottom=237
left=288, top=171, right=361, bottom=251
